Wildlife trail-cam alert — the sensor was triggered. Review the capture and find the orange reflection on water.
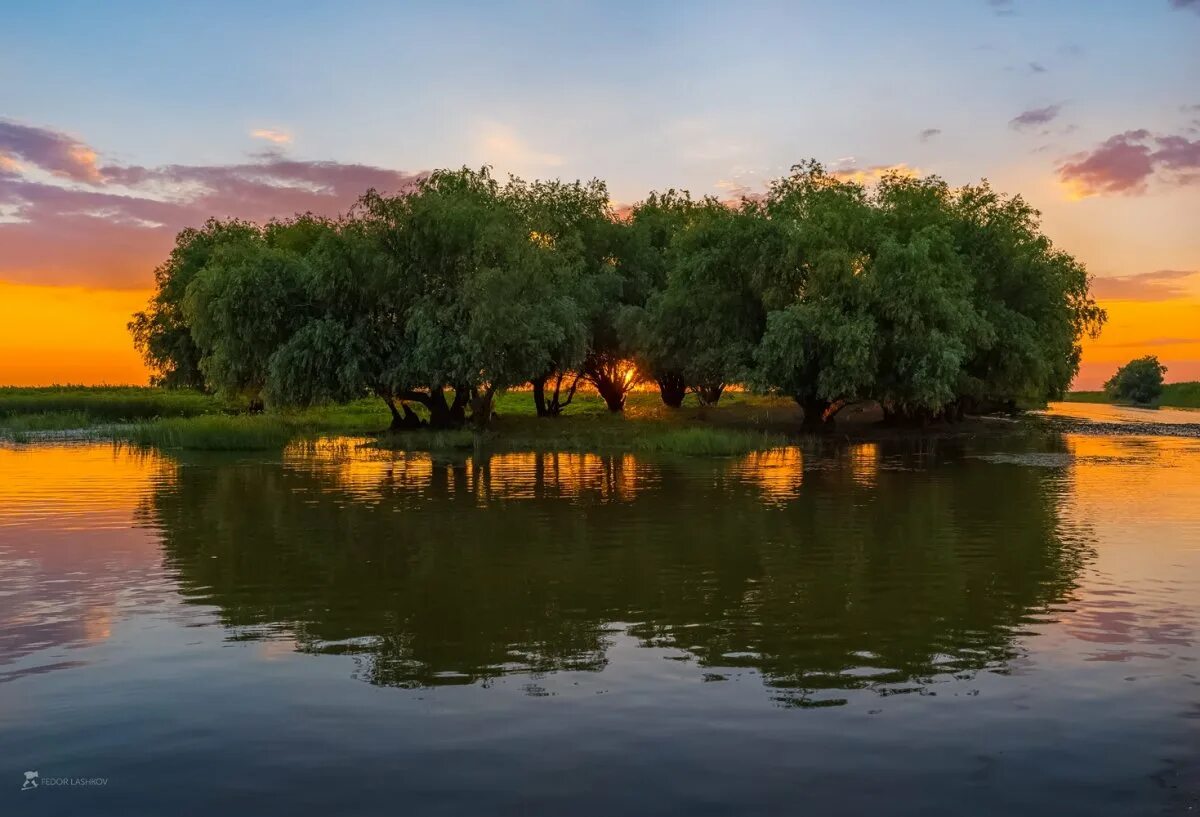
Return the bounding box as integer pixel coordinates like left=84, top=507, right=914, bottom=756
left=286, top=438, right=435, bottom=501
left=733, top=447, right=804, bottom=504
left=847, top=443, right=880, bottom=487
left=0, top=443, right=172, bottom=666
left=473, top=451, right=640, bottom=503
left=0, top=442, right=172, bottom=530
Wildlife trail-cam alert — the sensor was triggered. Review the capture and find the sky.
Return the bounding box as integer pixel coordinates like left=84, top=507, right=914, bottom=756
left=1, top=0, right=1198, bottom=388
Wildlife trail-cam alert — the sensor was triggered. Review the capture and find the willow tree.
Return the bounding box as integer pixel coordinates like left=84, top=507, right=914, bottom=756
left=129, top=219, right=260, bottom=389
left=266, top=168, right=590, bottom=428
left=949, top=181, right=1105, bottom=411
left=754, top=163, right=879, bottom=426
left=625, top=197, right=771, bottom=406
left=866, top=173, right=986, bottom=422
left=503, top=177, right=614, bottom=416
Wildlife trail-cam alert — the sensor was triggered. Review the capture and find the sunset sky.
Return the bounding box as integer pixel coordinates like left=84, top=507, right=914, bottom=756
left=2, top=0, right=1198, bottom=389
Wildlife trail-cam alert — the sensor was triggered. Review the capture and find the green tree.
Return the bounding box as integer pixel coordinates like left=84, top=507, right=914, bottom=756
left=183, top=236, right=315, bottom=408
left=867, top=173, right=985, bottom=422
left=948, top=182, right=1105, bottom=411
left=129, top=219, right=260, bottom=388
left=754, top=163, right=879, bottom=427
left=626, top=197, right=771, bottom=406
left=1104, top=356, right=1166, bottom=405
left=502, top=177, right=614, bottom=416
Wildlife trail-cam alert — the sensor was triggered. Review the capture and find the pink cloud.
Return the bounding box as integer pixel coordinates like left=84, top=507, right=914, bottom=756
left=1057, top=129, right=1200, bottom=196
left=0, top=120, right=424, bottom=288
left=0, top=119, right=103, bottom=184
left=1089, top=269, right=1198, bottom=302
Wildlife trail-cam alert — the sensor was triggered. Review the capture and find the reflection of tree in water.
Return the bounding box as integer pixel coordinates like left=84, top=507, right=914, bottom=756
left=142, top=439, right=1092, bottom=706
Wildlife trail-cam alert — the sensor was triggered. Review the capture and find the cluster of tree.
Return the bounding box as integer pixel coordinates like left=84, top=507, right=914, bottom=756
left=131, top=162, right=1105, bottom=429
left=1104, top=355, right=1167, bottom=405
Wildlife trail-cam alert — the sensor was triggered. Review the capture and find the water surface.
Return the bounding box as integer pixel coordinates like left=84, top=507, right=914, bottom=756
left=2, top=413, right=1199, bottom=815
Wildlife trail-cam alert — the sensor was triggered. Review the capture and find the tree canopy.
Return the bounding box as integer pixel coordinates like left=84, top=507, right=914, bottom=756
left=1104, top=356, right=1167, bottom=405
left=131, top=162, right=1105, bottom=429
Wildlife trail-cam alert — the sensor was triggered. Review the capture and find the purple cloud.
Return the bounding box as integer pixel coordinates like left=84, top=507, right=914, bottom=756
left=0, top=119, right=103, bottom=183
left=1058, top=130, right=1200, bottom=195
left=0, top=119, right=425, bottom=288
left=1170, top=0, right=1200, bottom=14
left=1089, top=269, right=1198, bottom=301
left=1010, top=105, right=1061, bottom=130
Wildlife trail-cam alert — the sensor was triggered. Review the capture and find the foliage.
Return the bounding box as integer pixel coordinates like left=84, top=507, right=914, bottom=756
left=117, top=415, right=296, bottom=450
left=1104, top=356, right=1167, bottom=405
left=129, top=161, right=1105, bottom=431
left=0, top=385, right=220, bottom=420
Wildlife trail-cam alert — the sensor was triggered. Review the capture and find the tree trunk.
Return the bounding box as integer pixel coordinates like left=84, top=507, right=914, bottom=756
left=413, top=387, right=465, bottom=430
left=657, top=371, right=686, bottom=408
left=450, top=387, right=470, bottom=424
left=532, top=377, right=549, bottom=417
left=797, top=397, right=832, bottom=431
left=469, top=386, right=496, bottom=429
left=383, top=394, right=423, bottom=430
left=596, top=379, right=627, bottom=412
left=696, top=384, right=725, bottom=406
left=583, top=354, right=634, bottom=413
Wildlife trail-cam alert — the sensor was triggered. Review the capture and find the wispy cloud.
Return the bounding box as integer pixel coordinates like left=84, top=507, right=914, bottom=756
left=1010, top=104, right=1061, bottom=130
left=919, top=128, right=942, bottom=142
left=1028, top=61, right=1047, bottom=73
left=1057, top=129, right=1200, bottom=196
left=0, top=119, right=103, bottom=183
left=250, top=128, right=292, bottom=145
left=0, top=119, right=424, bottom=288
left=829, top=161, right=920, bottom=185
left=1090, top=269, right=1199, bottom=301
left=476, top=122, right=563, bottom=169
left=1170, top=0, right=1200, bottom=15
left=987, top=0, right=1016, bottom=16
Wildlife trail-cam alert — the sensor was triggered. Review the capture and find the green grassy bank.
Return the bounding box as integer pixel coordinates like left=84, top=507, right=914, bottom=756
left=0, top=387, right=801, bottom=454
left=1065, top=381, right=1200, bottom=409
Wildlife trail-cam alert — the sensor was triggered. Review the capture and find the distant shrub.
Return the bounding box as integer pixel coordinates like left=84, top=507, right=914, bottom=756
left=1104, top=356, right=1167, bottom=405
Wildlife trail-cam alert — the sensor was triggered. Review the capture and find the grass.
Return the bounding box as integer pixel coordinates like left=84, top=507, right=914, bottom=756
left=0, top=385, right=221, bottom=422
left=0, top=385, right=802, bottom=454
left=116, top=415, right=297, bottom=450
left=1064, top=381, right=1200, bottom=409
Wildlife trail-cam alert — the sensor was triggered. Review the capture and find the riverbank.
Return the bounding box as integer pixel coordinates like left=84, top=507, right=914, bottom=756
left=0, top=388, right=805, bottom=453
left=1066, top=381, right=1200, bottom=409
left=1, top=386, right=1031, bottom=454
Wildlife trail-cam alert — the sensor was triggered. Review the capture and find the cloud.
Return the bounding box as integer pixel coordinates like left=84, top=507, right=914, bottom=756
left=1010, top=104, right=1061, bottom=130
left=919, top=128, right=942, bottom=142
left=250, top=128, right=292, bottom=145
left=0, top=119, right=103, bottom=183
left=1028, top=61, right=1047, bottom=73
left=1057, top=129, right=1200, bottom=196
left=1089, top=269, right=1198, bottom=301
left=987, top=0, right=1016, bottom=16
left=0, top=119, right=424, bottom=288
left=829, top=162, right=920, bottom=185
left=476, top=122, right=563, bottom=169
left=1102, top=336, right=1200, bottom=349
left=1170, top=0, right=1200, bottom=14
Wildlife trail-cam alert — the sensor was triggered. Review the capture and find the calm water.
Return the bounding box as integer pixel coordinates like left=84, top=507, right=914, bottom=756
left=2, top=404, right=1199, bottom=816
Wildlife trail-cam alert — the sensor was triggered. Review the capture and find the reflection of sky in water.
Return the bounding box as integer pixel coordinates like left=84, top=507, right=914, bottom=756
left=1, top=428, right=1199, bottom=813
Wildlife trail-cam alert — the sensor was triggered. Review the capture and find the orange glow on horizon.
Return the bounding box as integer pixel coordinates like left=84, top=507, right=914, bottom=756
left=0, top=281, right=151, bottom=386
left=1076, top=295, right=1200, bottom=389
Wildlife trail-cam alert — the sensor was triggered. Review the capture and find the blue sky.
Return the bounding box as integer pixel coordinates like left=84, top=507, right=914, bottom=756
left=1, top=0, right=1198, bottom=385
left=4, top=1, right=1196, bottom=199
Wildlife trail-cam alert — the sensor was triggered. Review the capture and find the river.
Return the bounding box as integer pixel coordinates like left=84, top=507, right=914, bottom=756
left=2, top=403, right=1198, bottom=815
